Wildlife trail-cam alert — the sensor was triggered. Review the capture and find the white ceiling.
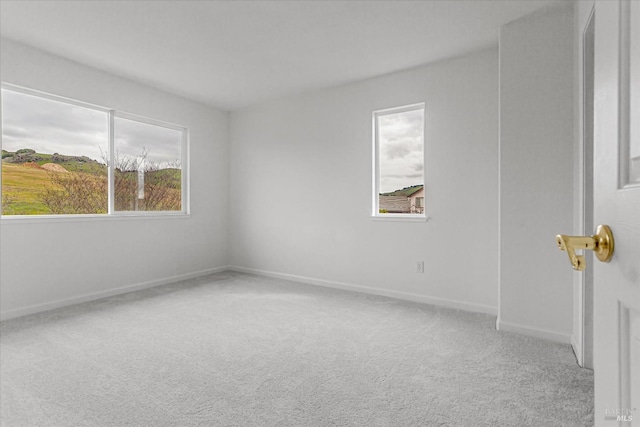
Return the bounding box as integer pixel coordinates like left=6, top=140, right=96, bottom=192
left=0, top=0, right=565, bottom=111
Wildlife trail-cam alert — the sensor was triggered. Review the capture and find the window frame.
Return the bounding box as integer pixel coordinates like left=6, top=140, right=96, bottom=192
left=371, top=102, right=426, bottom=222
left=111, top=110, right=189, bottom=216
left=0, top=83, right=190, bottom=220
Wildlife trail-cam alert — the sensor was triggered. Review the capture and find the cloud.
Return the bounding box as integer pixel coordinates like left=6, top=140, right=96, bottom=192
left=2, top=124, right=32, bottom=140
left=115, top=116, right=182, bottom=166
left=384, top=142, right=412, bottom=160
left=2, top=88, right=108, bottom=161
left=1, top=88, right=182, bottom=167
left=377, top=107, right=424, bottom=193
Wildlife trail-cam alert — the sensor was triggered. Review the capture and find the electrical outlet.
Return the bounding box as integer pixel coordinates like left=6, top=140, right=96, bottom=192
left=416, top=261, right=424, bottom=273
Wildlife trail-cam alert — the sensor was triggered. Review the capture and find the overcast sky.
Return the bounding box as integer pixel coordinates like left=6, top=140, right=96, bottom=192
left=1, top=88, right=181, bottom=167
left=378, top=108, right=424, bottom=193
left=114, top=116, right=182, bottom=167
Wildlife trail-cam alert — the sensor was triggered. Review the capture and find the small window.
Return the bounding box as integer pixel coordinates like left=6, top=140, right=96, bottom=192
left=1, top=85, right=187, bottom=217
left=372, top=103, right=425, bottom=217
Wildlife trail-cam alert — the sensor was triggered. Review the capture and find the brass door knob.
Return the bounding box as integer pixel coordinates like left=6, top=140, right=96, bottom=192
left=556, top=225, right=614, bottom=271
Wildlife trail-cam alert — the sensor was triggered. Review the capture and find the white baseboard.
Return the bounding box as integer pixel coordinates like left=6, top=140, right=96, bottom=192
left=496, top=318, right=572, bottom=344
left=228, top=265, right=498, bottom=316
left=0, top=266, right=228, bottom=321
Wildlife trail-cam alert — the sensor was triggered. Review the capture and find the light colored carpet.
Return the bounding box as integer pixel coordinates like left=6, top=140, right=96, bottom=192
left=1, top=272, right=593, bottom=426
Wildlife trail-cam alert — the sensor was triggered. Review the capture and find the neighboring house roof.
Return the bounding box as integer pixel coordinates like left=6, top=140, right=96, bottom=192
left=381, top=184, right=423, bottom=197
left=379, top=195, right=410, bottom=213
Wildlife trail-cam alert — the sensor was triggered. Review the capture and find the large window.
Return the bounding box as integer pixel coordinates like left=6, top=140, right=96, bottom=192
left=372, top=103, right=425, bottom=218
left=1, top=85, right=187, bottom=216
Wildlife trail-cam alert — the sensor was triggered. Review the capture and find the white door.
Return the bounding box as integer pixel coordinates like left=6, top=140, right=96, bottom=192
left=593, top=0, right=640, bottom=424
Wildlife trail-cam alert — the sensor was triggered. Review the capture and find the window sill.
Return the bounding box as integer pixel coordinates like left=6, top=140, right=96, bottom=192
left=0, top=212, right=190, bottom=225
left=370, top=214, right=429, bottom=222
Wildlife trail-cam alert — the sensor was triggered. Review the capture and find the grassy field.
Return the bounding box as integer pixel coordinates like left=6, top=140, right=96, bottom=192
left=2, top=160, right=181, bottom=215
left=2, top=163, right=55, bottom=215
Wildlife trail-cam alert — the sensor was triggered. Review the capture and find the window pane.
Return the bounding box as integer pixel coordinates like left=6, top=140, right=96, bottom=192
left=375, top=106, right=424, bottom=215
left=1, top=88, right=108, bottom=215
left=113, top=116, right=182, bottom=212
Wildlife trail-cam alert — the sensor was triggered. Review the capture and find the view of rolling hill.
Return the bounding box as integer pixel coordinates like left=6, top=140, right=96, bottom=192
left=1, top=149, right=181, bottom=215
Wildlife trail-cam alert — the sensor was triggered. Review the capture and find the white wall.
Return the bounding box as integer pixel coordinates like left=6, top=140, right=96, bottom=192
left=498, top=4, right=575, bottom=342
left=229, top=48, right=499, bottom=314
left=0, top=39, right=229, bottom=319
